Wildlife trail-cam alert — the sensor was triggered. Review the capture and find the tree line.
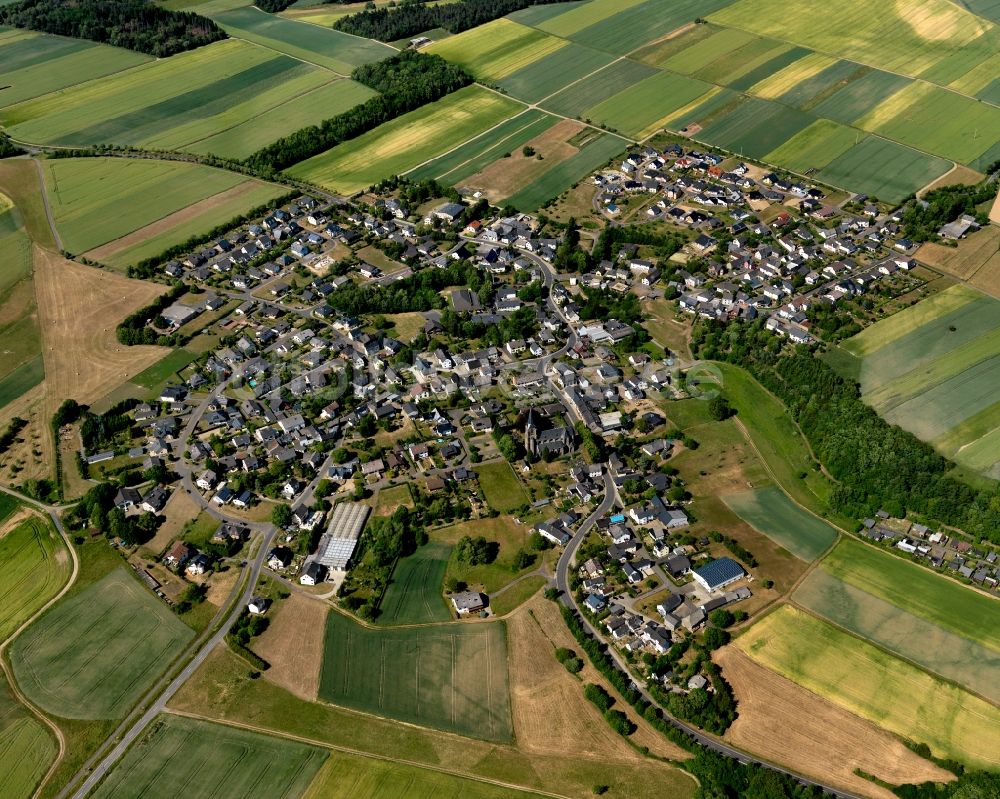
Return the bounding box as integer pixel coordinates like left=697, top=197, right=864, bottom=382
left=0, top=0, right=226, bottom=57
left=244, top=51, right=472, bottom=173
left=333, top=0, right=567, bottom=42
left=326, top=260, right=482, bottom=315
left=695, top=319, right=1000, bottom=545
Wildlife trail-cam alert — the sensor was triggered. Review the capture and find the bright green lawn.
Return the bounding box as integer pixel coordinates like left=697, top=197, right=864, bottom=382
left=475, top=461, right=530, bottom=513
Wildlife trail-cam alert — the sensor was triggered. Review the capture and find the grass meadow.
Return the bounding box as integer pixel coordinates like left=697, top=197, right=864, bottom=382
left=377, top=542, right=452, bottom=625
left=738, top=606, right=1000, bottom=768
left=0, top=513, right=71, bottom=642
left=794, top=568, right=1000, bottom=703
left=474, top=461, right=530, bottom=512
left=433, top=517, right=537, bottom=595
left=288, top=86, right=524, bottom=193
left=723, top=488, right=837, bottom=561
left=10, top=568, right=193, bottom=719
left=91, top=714, right=327, bottom=799
left=820, top=537, right=1000, bottom=652
left=319, top=611, right=512, bottom=741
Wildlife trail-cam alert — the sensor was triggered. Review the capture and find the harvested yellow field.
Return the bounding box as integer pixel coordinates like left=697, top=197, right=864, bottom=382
left=717, top=647, right=953, bottom=799
left=737, top=606, right=1000, bottom=768
left=750, top=53, right=838, bottom=99
left=33, top=248, right=167, bottom=408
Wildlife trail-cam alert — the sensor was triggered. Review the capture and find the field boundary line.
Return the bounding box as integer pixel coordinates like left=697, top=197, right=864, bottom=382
left=222, top=34, right=351, bottom=78
left=31, top=159, right=62, bottom=253
left=163, top=707, right=573, bottom=799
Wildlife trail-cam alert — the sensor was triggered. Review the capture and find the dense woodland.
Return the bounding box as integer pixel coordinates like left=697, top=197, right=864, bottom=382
left=333, top=0, right=566, bottom=42
left=255, top=0, right=295, bottom=11
left=696, top=320, right=1000, bottom=545
left=245, top=52, right=472, bottom=173
left=0, top=133, right=23, bottom=158
left=0, top=0, right=225, bottom=57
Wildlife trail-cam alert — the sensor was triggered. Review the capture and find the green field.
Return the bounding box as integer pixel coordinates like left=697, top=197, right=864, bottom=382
left=794, top=568, right=1000, bottom=704
left=289, top=86, right=524, bottom=193
left=185, top=78, right=376, bottom=160
left=642, top=26, right=756, bottom=72
left=496, top=43, right=615, bottom=103
left=0, top=356, right=44, bottom=411
left=10, top=569, right=194, bottom=719
left=0, top=30, right=150, bottom=108
left=772, top=60, right=870, bottom=110
left=541, top=58, right=659, bottom=119
left=319, top=611, right=512, bottom=741
left=475, top=461, right=530, bottom=512
left=820, top=537, right=1000, bottom=653
left=738, top=606, right=1000, bottom=768
left=41, top=158, right=270, bottom=255
left=212, top=6, right=394, bottom=75
left=101, top=181, right=288, bottom=269
left=564, top=0, right=735, bottom=55
left=856, top=81, right=1000, bottom=164
left=0, top=513, right=71, bottom=642
left=377, top=542, right=452, bottom=625
left=723, top=488, right=838, bottom=561
left=425, top=19, right=566, bottom=81
left=406, top=110, right=558, bottom=184
left=584, top=70, right=713, bottom=139
left=0, top=674, right=57, bottom=799
left=811, top=69, right=912, bottom=125
left=764, top=119, right=860, bottom=173
left=92, top=714, right=326, bottom=799
left=534, top=0, right=645, bottom=38
left=841, top=284, right=982, bottom=358
left=710, top=0, right=997, bottom=78
left=131, top=349, right=200, bottom=390
left=503, top=131, right=625, bottom=210
left=697, top=96, right=814, bottom=159
left=0, top=212, right=40, bottom=393
left=303, top=750, right=548, bottom=799
left=843, top=285, right=1000, bottom=462
left=692, top=37, right=791, bottom=85
left=3, top=39, right=357, bottom=158
left=816, top=135, right=951, bottom=203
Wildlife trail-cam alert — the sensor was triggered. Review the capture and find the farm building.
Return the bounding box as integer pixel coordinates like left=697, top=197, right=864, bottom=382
left=692, top=557, right=746, bottom=593
left=451, top=591, right=486, bottom=615
left=313, top=501, right=371, bottom=571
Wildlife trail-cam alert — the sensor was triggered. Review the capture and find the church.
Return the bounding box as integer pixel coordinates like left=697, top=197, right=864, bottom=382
left=523, top=407, right=574, bottom=459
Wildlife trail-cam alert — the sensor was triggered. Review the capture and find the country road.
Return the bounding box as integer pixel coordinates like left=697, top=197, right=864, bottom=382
left=551, top=469, right=866, bottom=799
left=66, top=524, right=277, bottom=799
